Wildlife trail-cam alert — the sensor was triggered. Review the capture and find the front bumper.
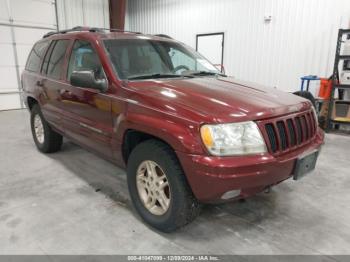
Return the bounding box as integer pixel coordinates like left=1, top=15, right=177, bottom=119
left=177, top=128, right=324, bottom=203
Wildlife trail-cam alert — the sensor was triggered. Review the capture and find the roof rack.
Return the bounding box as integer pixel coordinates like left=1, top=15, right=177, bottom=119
left=42, top=26, right=142, bottom=38
left=43, top=26, right=101, bottom=38
left=154, top=34, right=173, bottom=39
left=42, top=26, right=173, bottom=40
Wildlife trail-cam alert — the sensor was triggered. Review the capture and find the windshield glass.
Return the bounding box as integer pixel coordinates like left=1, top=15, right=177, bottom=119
left=103, top=39, right=221, bottom=80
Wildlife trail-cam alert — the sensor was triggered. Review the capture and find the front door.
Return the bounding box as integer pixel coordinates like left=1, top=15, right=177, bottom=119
left=61, top=40, right=113, bottom=159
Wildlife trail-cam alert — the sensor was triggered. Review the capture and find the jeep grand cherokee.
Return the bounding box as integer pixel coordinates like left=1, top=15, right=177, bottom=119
left=22, top=27, right=324, bottom=232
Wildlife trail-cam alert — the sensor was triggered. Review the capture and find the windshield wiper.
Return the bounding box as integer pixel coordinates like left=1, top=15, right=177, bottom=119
left=128, top=73, right=186, bottom=80
left=185, top=71, right=227, bottom=77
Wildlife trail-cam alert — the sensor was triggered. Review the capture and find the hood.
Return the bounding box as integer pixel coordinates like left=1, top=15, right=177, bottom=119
left=124, top=77, right=311, bottom=124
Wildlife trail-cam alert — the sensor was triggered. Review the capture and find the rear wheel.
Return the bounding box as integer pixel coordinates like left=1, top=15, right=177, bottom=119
left=30, top=104, right=63, bottom=153
left=127, top=139, right=200, bottom=232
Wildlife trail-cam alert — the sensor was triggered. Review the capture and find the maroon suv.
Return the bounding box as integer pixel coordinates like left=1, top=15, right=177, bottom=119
left=22, top=27, right=324, bottom=232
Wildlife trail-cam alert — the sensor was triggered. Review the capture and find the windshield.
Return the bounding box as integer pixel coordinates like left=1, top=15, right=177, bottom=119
left=103, top=38, right=222, bottom=80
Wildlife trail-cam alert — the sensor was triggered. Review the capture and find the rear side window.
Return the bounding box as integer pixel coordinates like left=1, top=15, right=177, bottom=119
left=44, top=40, right=69, bottom=80
left=25, top=41, right=49, bottom=72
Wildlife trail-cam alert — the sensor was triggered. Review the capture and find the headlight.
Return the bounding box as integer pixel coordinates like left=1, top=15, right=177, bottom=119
left=200, top=121, right=267, bottom=156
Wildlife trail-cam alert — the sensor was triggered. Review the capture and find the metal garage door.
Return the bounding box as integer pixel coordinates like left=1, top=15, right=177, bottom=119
left=0, top=0, right=57, bottom=110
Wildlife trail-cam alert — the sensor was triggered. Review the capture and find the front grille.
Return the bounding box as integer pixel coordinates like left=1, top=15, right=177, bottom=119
left=261, top=110, right=317, bottom=154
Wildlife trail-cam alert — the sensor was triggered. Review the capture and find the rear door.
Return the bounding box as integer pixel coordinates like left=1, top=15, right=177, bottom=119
left=61, top=39, right=113, bottom=159
left=22, top=40, right=50, bottom=107
left=40, top=39, right=71, bottom=131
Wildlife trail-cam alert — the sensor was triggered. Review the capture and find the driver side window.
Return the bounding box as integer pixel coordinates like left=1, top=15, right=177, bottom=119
left=67, top=40, right=104, bottom=81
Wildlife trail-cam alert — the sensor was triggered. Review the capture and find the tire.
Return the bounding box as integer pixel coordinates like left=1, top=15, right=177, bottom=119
left=127, top=139, right=200, bottom=232
left=30, top=104, right=63, bottom=153
left=293, top=91, right=316, bottom=108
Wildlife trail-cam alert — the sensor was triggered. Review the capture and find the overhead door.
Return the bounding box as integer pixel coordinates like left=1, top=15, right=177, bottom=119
left=0, top=0, right=57, bottom=110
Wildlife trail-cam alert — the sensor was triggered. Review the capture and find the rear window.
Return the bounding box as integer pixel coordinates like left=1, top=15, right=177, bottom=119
left=25, top=41, right=50, bottom=73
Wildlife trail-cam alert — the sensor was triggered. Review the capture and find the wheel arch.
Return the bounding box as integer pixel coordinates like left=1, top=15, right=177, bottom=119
left=115, top=110, right=204, bottom=165
left=122, top=129, right=177, bottom=164
left=27, top=96, right=39, bottom=111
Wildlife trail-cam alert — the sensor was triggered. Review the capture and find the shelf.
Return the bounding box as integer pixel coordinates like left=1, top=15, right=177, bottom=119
left=333, top=84, right=350, bottom=89
left=340, top=29, right=350, bottom=34
left=326, top=28, right=350, bottom=132
left=331, top=119, right=350, bottom=125
left=338, top=55, right=350, bottom=60
left=334, top=99, right=350, bottom=103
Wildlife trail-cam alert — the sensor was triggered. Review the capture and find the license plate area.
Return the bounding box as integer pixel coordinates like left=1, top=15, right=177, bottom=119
left=293, top=151, right=319, bottom=180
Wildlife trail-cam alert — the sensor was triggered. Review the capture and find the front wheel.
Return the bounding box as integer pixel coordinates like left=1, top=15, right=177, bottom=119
left=127, top=140, right=200, bottom=232
left=30, top=104, right=63, bottom=153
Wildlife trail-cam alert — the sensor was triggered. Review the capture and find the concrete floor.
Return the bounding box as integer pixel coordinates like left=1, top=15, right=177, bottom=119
left=0, top=109, right=350, bottom=255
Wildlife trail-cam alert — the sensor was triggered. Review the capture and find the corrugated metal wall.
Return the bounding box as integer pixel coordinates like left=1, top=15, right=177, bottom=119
left=126, top=0, right=350, bottom=92
left=57, top=0, right=109, bottom=30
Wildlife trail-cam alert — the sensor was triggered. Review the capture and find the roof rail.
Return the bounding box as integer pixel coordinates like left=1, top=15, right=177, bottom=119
left=42, top=26, right=142, bottom=38
left=96, top=27, right=142, bottom=34
left=43, top=26, right=103, bottom=38
left=154, top=34, right=173, bottom=39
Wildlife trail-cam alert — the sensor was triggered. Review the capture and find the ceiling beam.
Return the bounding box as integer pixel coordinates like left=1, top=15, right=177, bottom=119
left=109, top=0, right=126, bottom=30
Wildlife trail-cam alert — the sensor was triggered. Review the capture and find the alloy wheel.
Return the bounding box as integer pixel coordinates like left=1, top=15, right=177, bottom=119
left=136, top=160, right=171, bottom=216
left=33, top=114, right=44, bottom=144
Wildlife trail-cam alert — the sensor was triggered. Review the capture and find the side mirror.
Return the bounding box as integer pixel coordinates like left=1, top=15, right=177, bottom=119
left=70, top=70, right=108, bottom=92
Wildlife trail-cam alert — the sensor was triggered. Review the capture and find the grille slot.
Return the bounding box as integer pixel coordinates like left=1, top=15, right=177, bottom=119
left=263, top=110, right=317, bottom=154
left=265, top=124, right=277, bottom=153
left=306, top=113, right=313, bottom=137
left=301, top=115, right=309, bottom=140
left=277, top=121, right=288, bottom=150
left=295, top=117, right=303, bottom=144
left=286, top=119, right=296, bottom=146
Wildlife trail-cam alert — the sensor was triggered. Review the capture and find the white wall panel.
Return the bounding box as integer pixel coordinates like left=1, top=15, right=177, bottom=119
left=10, top=0, right=56, bottom=27
left=0, top=25, right=17, bottom=94
left=0, top=0, right=9, bottom=22
left=0, top=0, right=56, bottom=111
left=0, top=0, right=109, bottom=110
left=83, top=0, right=109, bottom=28
left=57, top=0, right=109, bottom=30
left=126, top=0, right=350, bottom=92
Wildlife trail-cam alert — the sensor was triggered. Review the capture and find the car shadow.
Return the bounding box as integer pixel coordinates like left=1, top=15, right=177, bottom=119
left=47, top=140, right=280, bottom=238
